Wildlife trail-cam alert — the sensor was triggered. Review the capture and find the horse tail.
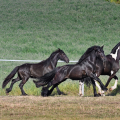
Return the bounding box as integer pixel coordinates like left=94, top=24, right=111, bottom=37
left=33, top=68, right=57, bottom=88
left=82, top=77, right=92, bottom=87
left=2, top=66, right=19, bottom=88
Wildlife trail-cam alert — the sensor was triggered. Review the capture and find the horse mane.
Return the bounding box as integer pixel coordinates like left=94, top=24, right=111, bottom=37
left=77, top=46, right=99, bottom=64
left=49, top=48, right=61, bottom=58
left=111, top=42, right=120, bottom=54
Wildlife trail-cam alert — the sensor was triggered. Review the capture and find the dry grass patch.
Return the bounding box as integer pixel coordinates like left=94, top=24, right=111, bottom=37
left=0, top=95, right=120, bottom=120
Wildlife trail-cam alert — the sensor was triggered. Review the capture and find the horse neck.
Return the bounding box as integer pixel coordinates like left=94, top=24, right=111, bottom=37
left=49, top=53, right=59, bottom=68
left=89, top=50, right=97, bottom=63
left=79, top=50, right=97, bottom=65
left=117, top=49, right=120, bottom=61
left=110, top=47, right=120, bottom=61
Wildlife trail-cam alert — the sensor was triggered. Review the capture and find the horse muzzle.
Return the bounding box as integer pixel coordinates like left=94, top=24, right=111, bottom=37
left=65, top=58, right=69, bottom=63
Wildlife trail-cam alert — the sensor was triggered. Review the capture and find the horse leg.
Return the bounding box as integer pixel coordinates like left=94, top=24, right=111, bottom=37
left=90, top=73, right=108, bottom=91
left=91, top=79, right=99, bottom=97
left=42, top=80, right=64, bottom=96
left=47, top=79, right=67, bottom=96
left=6, top=76, right=21, bottom=95
left=19, top=77, right=29, bottom=95
left=41, top=71, right=66, bottom=96
left=56, top=86, right=62, bottom=95
left=47, top=84, right=59, bottom=96
left=41, top=82, right=61, bottom=96
left=41, top=82, right=52, bottom=96
left=105, top=73, right=116, bottom=87
left=95, top=80, right=105, bottom=96
left=109, top=75, right=118, bottom=91
left=79, top=81, right=84, bottom=96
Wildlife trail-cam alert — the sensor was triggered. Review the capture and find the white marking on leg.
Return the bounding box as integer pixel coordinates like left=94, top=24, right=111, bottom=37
left=79, top=81, right=82, bottom=96
left=110, top=47, right=119, bottom=60
left=110, top=80, right=118, bottom=91
left=95, top=80, right=105, bottom=96
left=95, top=80, right=102, bottom=94
left=101, top=90, right=105, bottom=96
left=79, top=81, right=84, bottom=96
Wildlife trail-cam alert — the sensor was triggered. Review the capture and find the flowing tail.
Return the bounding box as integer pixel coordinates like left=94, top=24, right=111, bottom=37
left=33, top=68, right=57, bottom=88
left=2, top=66, right=19, bottom=88
left=83, top=77, right=92, bottom=87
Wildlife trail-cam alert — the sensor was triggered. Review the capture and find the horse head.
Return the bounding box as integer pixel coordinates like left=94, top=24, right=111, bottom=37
left=94, top=46, right=107, bottom=67
left=58, top=48, right=69, bottom=63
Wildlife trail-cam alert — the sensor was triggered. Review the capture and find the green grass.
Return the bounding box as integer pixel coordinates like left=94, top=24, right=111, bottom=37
left=0, top=0, right=120, bottom=96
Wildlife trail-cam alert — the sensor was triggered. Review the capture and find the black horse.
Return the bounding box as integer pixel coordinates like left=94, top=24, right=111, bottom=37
left=79, top=42, right=120, bottom=96
left=34, top=46, right=108, bottom=97
left=2, top=49, right=69, bottom=95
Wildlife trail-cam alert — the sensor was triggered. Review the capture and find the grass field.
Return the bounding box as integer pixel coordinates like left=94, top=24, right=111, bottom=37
left=0, top=0, right=120, bottom=119
left=0, top=0, right=120, bottom=97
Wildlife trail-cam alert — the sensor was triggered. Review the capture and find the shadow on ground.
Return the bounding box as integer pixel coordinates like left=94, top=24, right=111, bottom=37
left=106, top=84, right=120, bottom=96
left=51, top=91, right=67, bottom=96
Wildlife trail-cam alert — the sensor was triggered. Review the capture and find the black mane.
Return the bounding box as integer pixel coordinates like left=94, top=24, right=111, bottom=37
left=77, top=46, right=100, bottom=64
left=50, top=48, right=61, bottom=58
left=111, top=42, right=120, bottom=54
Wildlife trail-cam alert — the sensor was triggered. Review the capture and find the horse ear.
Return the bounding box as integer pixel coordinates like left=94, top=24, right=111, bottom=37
left=58, top=48, right=61, bottom=51
left=101, top=45, right=104, bottom=49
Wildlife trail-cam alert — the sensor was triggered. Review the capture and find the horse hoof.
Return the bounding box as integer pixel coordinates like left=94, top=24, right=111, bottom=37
left=103, top=87, right=108, bottom=91
left=41, top=92, right=48, bottom=97
left=43, top=95, right=48, bottom=97
left=79, top=94, right=83, bottom=97
left=94, top=94, right=100, bottom=97
left=102, top=94, right=105, bottom=97
left=6, top=93, right=9, bottom=95
left=22, top=93, right=28, bottom=96
left=98, top=93, right=102, bottom=96
left=98, top=93, right=105, bottom=97
left=41, top=91, right=47, bottom=97
left=6, top=88, right=11, bottom=93
left=109, top=88, right=112, bottom=91
left=41, top=90, right=48, bottom=97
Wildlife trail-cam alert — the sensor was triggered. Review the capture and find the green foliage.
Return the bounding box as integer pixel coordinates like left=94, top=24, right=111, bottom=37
left=106, top=0, right=120, bottom=3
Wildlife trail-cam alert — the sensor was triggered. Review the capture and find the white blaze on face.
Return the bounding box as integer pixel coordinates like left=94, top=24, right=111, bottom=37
left=110, top=47, right=119, bottom=60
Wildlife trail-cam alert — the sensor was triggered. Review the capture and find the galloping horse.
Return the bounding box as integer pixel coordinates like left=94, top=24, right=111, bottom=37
left=79, top=42, right=120, bottom=96
left=34, top=46, right=108, bottom=97
left=2, top=49, right=69, bottom=95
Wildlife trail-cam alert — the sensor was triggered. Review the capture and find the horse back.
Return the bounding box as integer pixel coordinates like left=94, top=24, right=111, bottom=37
left=62, top=64, right=87, bottom=80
